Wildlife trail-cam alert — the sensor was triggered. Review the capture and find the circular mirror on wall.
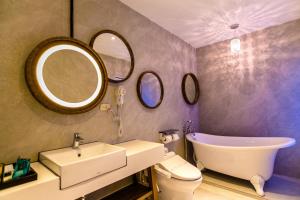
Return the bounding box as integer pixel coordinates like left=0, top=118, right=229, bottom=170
left=90, top=30, right=134, bottom=83
left=181, top=73, right=200, bottom=105
left=137, top=71, right=164, bottom=109
left=25, top=37, right=108, bottom=114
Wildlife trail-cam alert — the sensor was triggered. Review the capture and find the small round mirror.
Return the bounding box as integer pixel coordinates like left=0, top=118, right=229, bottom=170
left=137, top=71, right=164, bottom=109
left=182, top=73, right=200, bottom=105
left=90, top=30, right=134, bottom=83
left=25, top=37, right=108, bottom=114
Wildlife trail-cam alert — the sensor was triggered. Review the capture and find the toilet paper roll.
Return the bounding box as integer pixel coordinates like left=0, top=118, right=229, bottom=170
left=160, top=135, right=173, bottom=144
left=172, top=133, right=180, bottom=141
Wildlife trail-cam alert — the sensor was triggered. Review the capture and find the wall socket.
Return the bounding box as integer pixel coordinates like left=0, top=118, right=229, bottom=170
left=100, top=103, right=111, bottom=111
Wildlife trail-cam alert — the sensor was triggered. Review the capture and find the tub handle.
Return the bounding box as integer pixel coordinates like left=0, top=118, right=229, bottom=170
left=154, top=165, right=172, bottom=179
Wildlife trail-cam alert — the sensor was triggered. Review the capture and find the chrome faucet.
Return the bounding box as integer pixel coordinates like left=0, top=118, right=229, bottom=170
left=183, top=120, right=193, bottom=135
left=72, top=133, right=84, bottom=149
left=183, top=120, right=193, bottom=160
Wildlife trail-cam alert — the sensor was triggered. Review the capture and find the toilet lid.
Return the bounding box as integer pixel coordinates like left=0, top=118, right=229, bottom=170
left=159, top=155, right=202, bottom=181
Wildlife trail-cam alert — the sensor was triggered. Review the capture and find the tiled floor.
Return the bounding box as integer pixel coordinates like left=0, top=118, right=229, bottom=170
left=194, top=170, right=300, bottom=200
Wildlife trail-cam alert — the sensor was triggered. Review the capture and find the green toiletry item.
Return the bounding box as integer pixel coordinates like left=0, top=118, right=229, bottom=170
left=12, top=158, right=30, bottom=180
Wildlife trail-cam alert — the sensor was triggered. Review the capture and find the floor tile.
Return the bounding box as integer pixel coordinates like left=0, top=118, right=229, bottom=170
left=193, top=170, right=300, bottom=200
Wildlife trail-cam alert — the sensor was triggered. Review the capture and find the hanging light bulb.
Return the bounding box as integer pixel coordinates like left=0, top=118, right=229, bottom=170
left=231, top=38, right=240, bottom=53
left=230, top=24, right=240, bottom=53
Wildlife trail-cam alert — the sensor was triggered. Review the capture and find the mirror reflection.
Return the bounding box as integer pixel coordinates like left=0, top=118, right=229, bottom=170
left=182, top=73, right=199, bottom=105
left=137, top=71, right=164, bottom=109
left=90, top=30, right=134, bottom=83
left=185, top=76, right=196, bottom=102
left=43, top=49, right=98, bottom=103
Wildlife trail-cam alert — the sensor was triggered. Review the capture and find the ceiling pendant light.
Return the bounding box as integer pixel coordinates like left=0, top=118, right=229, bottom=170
left=230, top=23, right=240, bottom=53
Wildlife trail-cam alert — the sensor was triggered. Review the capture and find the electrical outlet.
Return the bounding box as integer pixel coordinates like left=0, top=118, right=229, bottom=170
left=100, top=103, right=111, bottom=111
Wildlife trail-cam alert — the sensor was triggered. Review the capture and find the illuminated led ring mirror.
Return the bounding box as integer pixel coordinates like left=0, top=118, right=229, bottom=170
left=137, top=71, right=164, bottom=109
left=181, top=73, right=200, bottom=105
left=90, top=30, right=134, bottom=83
left=25, top=37, right=108, bottom=114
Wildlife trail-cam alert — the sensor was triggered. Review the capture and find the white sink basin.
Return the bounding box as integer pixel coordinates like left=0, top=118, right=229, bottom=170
left=39, top=142, right=127, bottom=189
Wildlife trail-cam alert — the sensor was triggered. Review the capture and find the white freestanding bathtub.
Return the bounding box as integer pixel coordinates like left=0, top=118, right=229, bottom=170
left=186, top=133, right=295, bottom=196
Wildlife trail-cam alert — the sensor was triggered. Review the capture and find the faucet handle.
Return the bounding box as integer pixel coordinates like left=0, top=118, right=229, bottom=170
left=74, top=133, right=84, bottom=140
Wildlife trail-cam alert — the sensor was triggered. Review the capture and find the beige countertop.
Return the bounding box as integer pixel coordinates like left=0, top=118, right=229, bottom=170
left=0, top=139, right=164, bottom=200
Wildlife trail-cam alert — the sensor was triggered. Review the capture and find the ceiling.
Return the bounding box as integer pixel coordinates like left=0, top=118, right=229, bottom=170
left=120, top=0, right=300, bottom=48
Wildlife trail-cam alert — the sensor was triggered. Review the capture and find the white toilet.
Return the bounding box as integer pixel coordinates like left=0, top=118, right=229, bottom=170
left=155, top=151, right=202, bottom=200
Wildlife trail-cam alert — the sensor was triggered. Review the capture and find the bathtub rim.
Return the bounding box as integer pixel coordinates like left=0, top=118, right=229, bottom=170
left=186, top=132, right=296, bottom=150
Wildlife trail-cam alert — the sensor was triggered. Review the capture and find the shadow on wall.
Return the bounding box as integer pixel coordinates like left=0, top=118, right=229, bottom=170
left=196, top=19, right=300, bottom=179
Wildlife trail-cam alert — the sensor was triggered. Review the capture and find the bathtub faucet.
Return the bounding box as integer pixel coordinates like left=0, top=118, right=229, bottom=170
left=183, top=120, right=193, bottom=160
left=183, top=120, right=193, bottom=135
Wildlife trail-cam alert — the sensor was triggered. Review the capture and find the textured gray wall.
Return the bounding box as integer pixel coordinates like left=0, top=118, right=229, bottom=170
left=0, top=0, right=199, bottom=163
left=196, top=19, right=300, bottom=178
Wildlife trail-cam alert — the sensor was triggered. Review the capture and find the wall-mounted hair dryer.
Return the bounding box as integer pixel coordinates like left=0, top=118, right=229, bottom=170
left=115, top=86, right=126, bottom=137
left=115, top=86, right=126, bottom=106
left=99, top=86, right=126, bottom=138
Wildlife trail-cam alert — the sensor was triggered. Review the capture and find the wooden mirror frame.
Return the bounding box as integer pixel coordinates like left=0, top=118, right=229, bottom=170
left=137, top=71, right=164, bottom=109
left=90, top=30, right=134, bottom=83
left=25, top=37, right=108, bottom=114
left=181, top=73, right=200, bottom=105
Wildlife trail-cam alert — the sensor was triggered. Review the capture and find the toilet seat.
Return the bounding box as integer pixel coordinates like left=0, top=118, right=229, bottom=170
left=159, top=155, right=201, bottom=181
left=155, top=153, right=203, bottom=200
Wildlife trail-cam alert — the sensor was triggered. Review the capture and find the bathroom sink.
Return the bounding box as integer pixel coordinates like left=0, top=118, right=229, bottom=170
left=39, top=142, right=127, bottom=189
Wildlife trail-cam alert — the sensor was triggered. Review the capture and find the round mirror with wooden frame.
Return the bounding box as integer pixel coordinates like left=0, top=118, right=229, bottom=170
left=90, top=30, right=134, bottom=83
left=181, top=73, right=200, bottom=105
left=25, top=37, right=108, bottom=114
left=137, top=71, right=164, bottom=109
